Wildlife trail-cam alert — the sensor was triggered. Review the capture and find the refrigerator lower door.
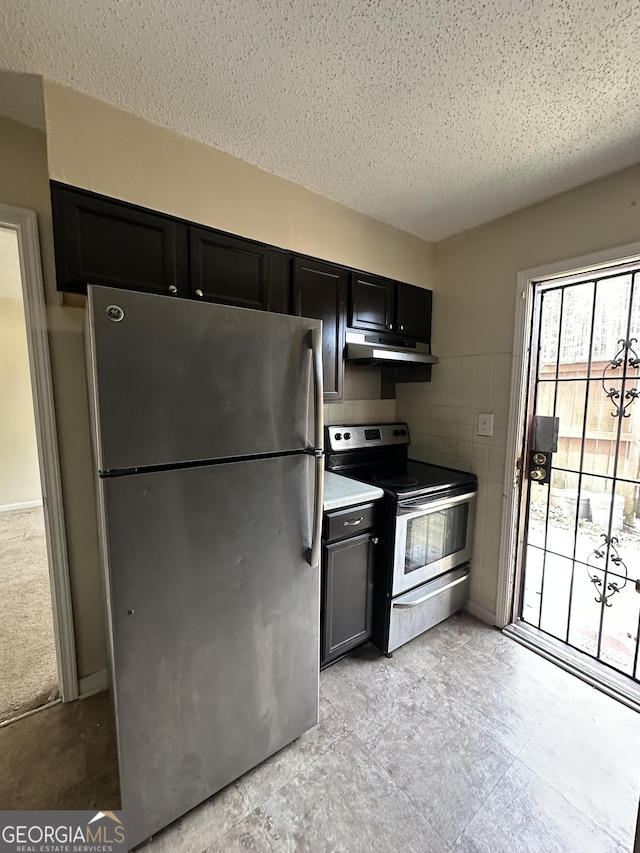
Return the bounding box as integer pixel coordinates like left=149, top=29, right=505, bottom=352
left=86, top=286, right=322, bottom=472
left=99, top=454, right=318, bottom=847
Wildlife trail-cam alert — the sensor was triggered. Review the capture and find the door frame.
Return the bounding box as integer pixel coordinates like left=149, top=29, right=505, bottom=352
left=496, top=239, right=640, bottom=629
left=0, top=203, right=78, bottom=702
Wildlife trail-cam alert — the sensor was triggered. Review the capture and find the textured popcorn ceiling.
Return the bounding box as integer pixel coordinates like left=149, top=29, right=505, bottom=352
left=1, top=0, right=639, bottom=240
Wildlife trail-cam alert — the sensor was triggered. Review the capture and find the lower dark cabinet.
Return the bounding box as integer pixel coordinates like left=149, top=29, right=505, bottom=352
left=321, top=520, right=376, bottom=668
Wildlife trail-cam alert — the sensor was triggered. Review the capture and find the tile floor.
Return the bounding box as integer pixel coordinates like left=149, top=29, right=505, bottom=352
left=1, top=613, right=638, bottom=852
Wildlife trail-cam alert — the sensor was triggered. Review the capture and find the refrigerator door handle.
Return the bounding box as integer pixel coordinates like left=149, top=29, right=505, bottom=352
left=306, top=325, right=324, bottom=568
left=310, top=326, right=324, bottom=452
left=307, top=455, right=324, bottom=567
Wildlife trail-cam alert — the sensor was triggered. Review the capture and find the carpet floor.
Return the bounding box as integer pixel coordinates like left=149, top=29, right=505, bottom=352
left=0, top=507, right=58, bottom=722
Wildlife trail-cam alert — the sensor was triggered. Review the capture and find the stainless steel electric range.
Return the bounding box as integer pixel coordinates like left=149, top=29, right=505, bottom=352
left=326, top=422, right=477, bottom=654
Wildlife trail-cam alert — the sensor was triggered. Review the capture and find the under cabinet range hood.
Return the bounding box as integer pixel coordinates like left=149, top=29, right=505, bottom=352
left=345, top=329, right=439, bottom=366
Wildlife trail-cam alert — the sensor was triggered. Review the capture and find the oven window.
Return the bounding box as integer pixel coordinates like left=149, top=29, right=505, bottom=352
left=405, top=504, right=469, bottom=574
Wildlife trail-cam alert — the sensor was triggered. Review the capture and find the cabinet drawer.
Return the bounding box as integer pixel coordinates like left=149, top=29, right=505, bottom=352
left=324, top=502, right=376, bottom=542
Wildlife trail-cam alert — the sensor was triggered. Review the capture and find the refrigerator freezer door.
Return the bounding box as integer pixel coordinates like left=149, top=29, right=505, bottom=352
left=86, top=286, right=321, bottom=471
left=99, top=454, right=319, bottom=847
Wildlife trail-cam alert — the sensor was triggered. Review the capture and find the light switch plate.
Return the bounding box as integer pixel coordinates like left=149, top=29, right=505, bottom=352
left=478, top=413, right=494, bottom=437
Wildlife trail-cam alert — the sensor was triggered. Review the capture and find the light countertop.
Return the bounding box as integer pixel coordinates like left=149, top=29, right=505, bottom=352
left=323, top=471, right=384, bottom=511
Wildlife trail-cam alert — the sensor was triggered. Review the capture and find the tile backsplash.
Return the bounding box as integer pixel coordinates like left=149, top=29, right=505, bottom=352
left=323, top=399, right=396, bottom=426
left=395, top=354, right=513, bottom=620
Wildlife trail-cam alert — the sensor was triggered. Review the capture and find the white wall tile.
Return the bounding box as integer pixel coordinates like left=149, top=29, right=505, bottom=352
left=484, top=497, right=502, bottom=519
left=456, top=439, right=472, bottom=460
left=392, top=350, right=520, bottom=621
left=457, top=407, right=474, bottom=424
left=427, top=436, right=443, bottom=454
left=472, top=442, right=489, bottom=463
left=429, top=404, right=444, bottom=423
left=442, top=437, right=457, bottom=455
left=457, top=423, right=473, bottom=443
left=489, top=445, right=507, bottom=467
left=486, top=480, right=504, bottom=501
left=490, top=427, right=508, bottom=448
left=325, top=398, right=397, bottom=426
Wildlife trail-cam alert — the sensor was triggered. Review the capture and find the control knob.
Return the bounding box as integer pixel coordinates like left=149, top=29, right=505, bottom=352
left=393, top=429, right=401, bottom=436
left=343, top=432, right=351, bottom=440
left=334, top=433, right=342, bottom=440
left=400, top=429, right=407, bottom=436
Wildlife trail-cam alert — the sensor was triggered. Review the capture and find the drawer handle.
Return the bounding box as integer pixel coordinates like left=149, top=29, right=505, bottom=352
left=393, top=574, right=468, bottom=608
left=343, top=517, right=364, bottom=526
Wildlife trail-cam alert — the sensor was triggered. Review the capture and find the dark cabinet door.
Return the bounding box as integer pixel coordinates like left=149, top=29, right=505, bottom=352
left=51, top=185, right=189, bottom=297
left=396, top=284, right=432, bottom=342
left=269, top=249, right=293, bottom=315
left=293, top=257, right=346, bottom=400
left=321, top=532, right=374, bottom=667
left=189, top=227, right=270, bottom=310
left=349, top=273, right=395, bottom=333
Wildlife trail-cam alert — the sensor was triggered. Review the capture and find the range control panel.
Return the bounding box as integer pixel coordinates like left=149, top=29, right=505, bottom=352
left=327, top=423, right=410, bottom=452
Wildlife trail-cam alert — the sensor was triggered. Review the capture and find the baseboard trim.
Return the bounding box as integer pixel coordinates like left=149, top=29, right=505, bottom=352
left=78, top=669, right=108, bottom=697
left=0, top=499, right=43, bottom=513
left=465, top=601, right=496, bottom=625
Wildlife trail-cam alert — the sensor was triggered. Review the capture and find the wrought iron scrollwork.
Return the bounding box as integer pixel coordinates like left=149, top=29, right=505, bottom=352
left=586, top=533, right=628, bottom=606
left=602, top=338, right=640, bottom=418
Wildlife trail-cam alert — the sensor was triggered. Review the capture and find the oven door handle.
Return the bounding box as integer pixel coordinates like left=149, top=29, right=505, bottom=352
left=397, top=490, right=478, bottom=516
left=393, top=573, right=469, bottom=608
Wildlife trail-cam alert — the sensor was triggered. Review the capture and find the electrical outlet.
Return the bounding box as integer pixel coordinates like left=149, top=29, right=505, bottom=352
left=478, top=413, right=494, bottom=437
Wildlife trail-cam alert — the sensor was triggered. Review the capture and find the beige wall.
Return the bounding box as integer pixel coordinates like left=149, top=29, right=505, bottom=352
left=0, top=293, right=41, bottom=508
left=43, top=82, right=434, bottom=288
left=399, top=162, right=640, bottom=619
left=0, top=114, right=105, bottom=678
left=0, top=229, right=40, bottom=508
left=434, top=163, right=640, bottom=358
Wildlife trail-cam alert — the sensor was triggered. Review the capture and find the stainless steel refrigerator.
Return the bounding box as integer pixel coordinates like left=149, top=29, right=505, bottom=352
left=85, top=285, right=324, bottom=848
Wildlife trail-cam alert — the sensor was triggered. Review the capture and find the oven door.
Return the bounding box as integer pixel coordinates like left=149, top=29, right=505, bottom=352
left=392, top=490, right=477, bottom=596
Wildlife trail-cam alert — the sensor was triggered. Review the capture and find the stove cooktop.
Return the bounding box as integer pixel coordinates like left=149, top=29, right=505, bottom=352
left=338, top=459, right=477, bottom=500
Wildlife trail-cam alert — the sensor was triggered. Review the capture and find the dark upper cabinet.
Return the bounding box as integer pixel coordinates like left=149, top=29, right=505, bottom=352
left=395, top=283, right=432, bottom=342
left=51, top=185, right=189, bottom=297
left=349, top=272, right=395, bottom=333
left=349, top=271, right=432, bottom=343
left=269, top=249, right=292, bottom=315
left=51, top=183, right=433, bottom=355
left=292, top=257, right=346, bottom=400
left=189, top=227, right=270, bottom=310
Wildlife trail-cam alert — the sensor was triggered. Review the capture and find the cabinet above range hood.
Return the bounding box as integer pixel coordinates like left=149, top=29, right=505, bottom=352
left=345, top=329, right=439, bottom=366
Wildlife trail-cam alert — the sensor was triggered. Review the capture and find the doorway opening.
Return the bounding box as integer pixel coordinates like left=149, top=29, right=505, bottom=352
left=0, top=227, right=57, bottom=719
left=504, top=252, right=640, bottom=706
left=0, top=205, right=77, bottom=723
